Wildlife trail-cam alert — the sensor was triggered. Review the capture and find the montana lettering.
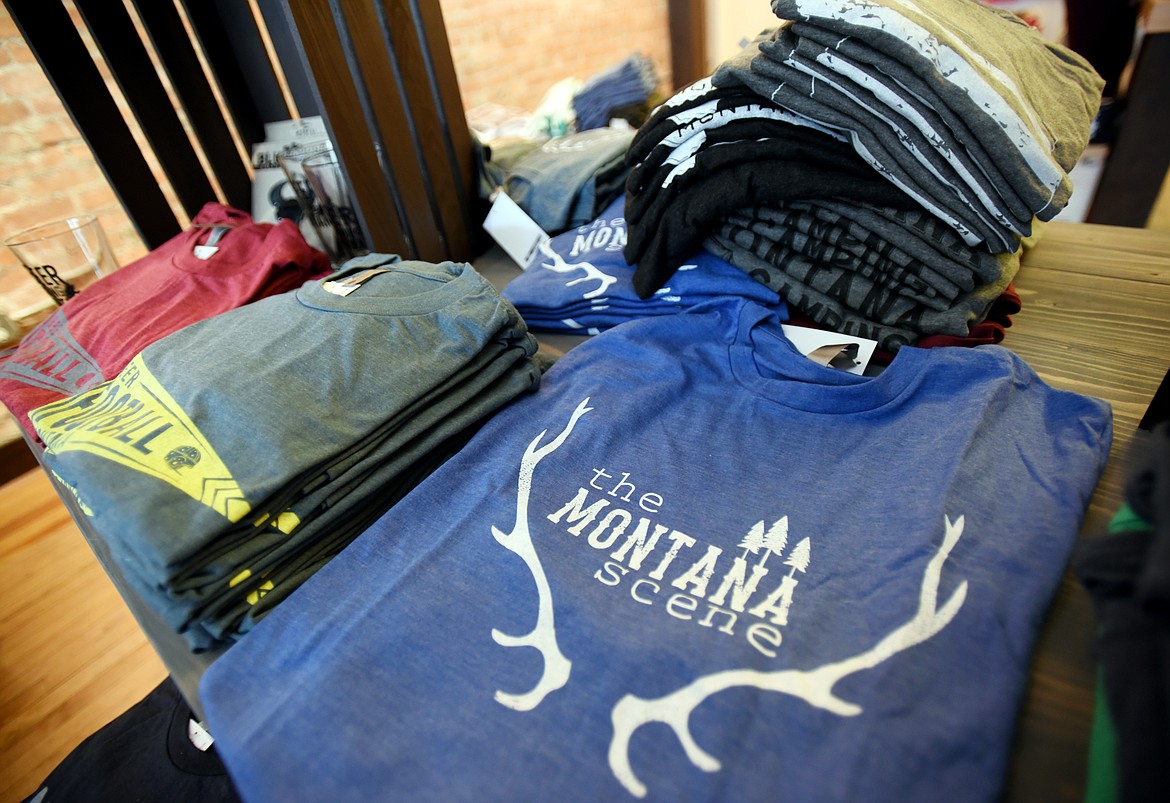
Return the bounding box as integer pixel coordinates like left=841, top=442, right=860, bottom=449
left=548, top=484, right=808, bottom=656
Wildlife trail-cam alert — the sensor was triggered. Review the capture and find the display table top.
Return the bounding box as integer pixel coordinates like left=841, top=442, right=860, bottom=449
left=21, top=221, right=1170, bottom=802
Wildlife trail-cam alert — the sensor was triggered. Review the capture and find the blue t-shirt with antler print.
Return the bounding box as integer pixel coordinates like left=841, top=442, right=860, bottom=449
left=501, top=195, right=784, bottom=334
left=200, top=297, right=1111, bottom=802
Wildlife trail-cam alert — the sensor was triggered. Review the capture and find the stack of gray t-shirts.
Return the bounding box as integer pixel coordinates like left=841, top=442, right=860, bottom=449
left=704, top=199, right=1025, bottom=352
left=28, top=256, right=542, bottom=651
left=504, top=127, right=636, bottom=235
left=713, top=0, right=1102, bottom=254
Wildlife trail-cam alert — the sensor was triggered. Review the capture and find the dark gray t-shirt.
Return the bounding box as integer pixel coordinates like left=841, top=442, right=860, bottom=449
left=31, top=256, right=541, bottom=646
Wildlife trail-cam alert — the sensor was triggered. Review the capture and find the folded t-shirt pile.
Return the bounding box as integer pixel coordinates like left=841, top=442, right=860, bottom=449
left=704, top=198, right=1033, bottom=352
left=571, top=52, right=659, bottom=131
left=622, top=76, right=913, bottom=298
left=503, top=127, right=635, bottom=235
left=624, top=0, right=1103, bottom=354
left=501, top=194, right=785, bottom=334
left=0, top=203, right=332, bottom=441
left=29, top=257, right=542, bottom=651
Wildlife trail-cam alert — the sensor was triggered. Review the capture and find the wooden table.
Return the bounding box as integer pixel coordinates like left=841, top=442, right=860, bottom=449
left=998, top=221, right=1170, bottom=801
left=18, top=221, right=1170, bottom=801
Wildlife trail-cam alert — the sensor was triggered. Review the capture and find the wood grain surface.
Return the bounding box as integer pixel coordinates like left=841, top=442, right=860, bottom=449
left=0, top=468, right=167, bottom=803
left=1002, top=221, right=1170, bottom=801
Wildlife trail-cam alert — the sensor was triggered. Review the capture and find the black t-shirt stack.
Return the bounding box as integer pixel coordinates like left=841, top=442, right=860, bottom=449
left=622, top=78, right=914, bottom=299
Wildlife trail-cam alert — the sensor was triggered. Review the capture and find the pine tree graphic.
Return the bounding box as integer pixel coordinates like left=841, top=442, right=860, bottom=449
left=757, top=516, right=789, bottom=570
left=737, top=517, right=790, bottom=568
left=760, top=536, right=811, bottom=630
left=784, top=536, right=811, bottom=577
left=737, top=520, right=766, bottom=561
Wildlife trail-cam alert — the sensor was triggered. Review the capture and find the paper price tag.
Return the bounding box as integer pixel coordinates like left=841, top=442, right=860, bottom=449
left=193, top=225, right=232, bottom=260
left=482, top=189, right=550, bottom=269
left=323, top=268, right=392, bottom=296
left=781, top=324, right=878, bottom=375
left=188, top=718, right=215, bottom=752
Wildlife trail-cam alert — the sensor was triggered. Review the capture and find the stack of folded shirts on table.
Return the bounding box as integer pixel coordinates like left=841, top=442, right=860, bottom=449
left=502, top=195, right=785, bottom=335
left=29, top=256, right=542, bottom=651
left=0, top=203, right=332, bottom=441
left=504, top=128, right=635, bottom=236
left=720, top=0, right=1102, bottom=253
left=571, top=53, right=659, bottom=131
left=704, top=199, right=1029, bottom=352
left=623, top=0, right=1102, bottom=355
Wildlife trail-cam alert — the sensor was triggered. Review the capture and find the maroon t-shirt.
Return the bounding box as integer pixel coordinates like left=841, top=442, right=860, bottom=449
left=0, top=203, right=331, bottom=441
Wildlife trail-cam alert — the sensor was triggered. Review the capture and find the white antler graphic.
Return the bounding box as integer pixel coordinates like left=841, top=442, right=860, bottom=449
left=537, top=239, right=618, bottom=300
left=491, top=398, right=593, bottom=711
left=608, top=515, right=969, bottom=798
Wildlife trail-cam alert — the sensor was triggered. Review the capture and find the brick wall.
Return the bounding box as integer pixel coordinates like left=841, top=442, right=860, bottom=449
left=439, top=0, right=671, bottom=112
left=0, top=6, right=148, bottom=328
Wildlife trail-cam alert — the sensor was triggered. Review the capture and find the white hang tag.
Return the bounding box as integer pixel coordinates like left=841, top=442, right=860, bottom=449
left=482, top=189, right=549, bottom=269
left=323, top=268, right=392, bottom=296
left=187, top=718, right=215, bottom=751
left=781, top=324, right=877, bottom=375
left=193, top=225, right=232, bottom=260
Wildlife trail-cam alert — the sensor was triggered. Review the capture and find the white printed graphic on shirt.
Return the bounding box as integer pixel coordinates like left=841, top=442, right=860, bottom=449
left=535, top=238, right=616, bottom=301
left=495, top=399, right=968, bottom=797
left=659, top=76, right=714, bottom=111
left=490, top=397, right=593, bottom=711
left=608, top=514, right=968, bottom=797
